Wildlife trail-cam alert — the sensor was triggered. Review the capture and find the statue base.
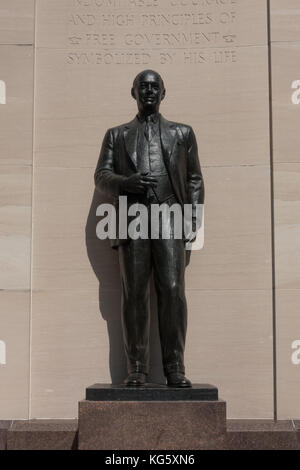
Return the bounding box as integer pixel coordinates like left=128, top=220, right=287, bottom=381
left=86, top=382, right=218, bottom=401
left=78, top=383, right=226, bottom=450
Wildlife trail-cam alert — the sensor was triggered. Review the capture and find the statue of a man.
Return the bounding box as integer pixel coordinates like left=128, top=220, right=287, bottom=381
left=95, top=70, right=204, bottom=387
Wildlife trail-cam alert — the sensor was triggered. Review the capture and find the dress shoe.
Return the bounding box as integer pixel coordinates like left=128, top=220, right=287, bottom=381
left=124, top=372, right=147, bottom=387
left=166, top=372, right=192, bottom=388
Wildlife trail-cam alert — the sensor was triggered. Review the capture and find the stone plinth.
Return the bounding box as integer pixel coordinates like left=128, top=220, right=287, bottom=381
left=7, top=420, right=78, bottom=450
left=0, top=421, right=11, bottom=450
left=78, top=384, right=225, bottom=450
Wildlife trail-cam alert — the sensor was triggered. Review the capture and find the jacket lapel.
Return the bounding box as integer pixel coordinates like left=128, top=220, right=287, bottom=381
left=123, top=117, right=139, bottom=169
left=159, top=115, right=178, bottom=168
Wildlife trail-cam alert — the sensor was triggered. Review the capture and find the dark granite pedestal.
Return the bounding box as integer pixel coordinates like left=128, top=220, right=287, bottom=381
left=78, top=383, right=226, bottom=450
left=86, top=383, right=218, bottom=401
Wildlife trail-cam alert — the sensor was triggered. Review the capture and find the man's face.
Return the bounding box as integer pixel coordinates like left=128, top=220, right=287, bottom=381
left=132, top=71, right=165, bottom=113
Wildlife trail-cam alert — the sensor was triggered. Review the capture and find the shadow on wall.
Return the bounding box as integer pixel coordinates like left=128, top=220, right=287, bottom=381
left=85, top=188, right=165, bottom=385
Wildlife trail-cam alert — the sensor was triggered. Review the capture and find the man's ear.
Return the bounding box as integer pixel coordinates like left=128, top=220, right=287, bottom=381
left=161, top=88, right=166, bottom=101
left=131, top=87, right=136, bottom=100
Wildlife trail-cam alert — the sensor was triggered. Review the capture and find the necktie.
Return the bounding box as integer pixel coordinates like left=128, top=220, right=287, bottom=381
left=144, top=115, right=155, bottom=142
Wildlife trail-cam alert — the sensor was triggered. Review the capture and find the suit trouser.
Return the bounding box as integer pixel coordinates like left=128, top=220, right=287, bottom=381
left=118, top=227, right=187, bottom=376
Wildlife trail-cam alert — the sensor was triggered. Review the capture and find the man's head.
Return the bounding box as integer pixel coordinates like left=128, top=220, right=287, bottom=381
left=131, top=70, right=166, bottom=115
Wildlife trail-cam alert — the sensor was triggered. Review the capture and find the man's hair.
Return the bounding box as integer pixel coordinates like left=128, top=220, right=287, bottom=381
left=132, top=70, right=165, bottom=91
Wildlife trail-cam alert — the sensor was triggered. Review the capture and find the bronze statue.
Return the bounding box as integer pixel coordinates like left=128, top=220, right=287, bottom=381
left=95, top=70, right=204, bottom=387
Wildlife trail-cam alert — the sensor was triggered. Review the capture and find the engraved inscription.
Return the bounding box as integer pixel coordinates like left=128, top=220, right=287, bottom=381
left=75, top=0, right=160, bottom=7
left=67, top=0, right=239, bottom=65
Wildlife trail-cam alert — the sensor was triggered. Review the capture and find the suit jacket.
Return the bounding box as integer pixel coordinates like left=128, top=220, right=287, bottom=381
left=94, top=113, right=205, bottom=249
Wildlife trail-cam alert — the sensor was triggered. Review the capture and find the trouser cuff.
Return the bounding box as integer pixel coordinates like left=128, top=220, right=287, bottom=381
left=128, top=361, right=148, bottom=375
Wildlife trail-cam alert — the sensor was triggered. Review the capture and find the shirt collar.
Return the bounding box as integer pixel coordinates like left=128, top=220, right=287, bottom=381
left=136, top=112, right=160, bottom=124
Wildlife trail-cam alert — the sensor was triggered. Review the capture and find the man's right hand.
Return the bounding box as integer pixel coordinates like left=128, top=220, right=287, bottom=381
left=121, top=172, right=157, bottom=194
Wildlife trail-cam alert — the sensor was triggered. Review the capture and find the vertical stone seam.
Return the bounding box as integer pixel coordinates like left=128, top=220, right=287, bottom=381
left=29, top=0, right=37, bottom=420
left=266, top=0, right=277, bottom=421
